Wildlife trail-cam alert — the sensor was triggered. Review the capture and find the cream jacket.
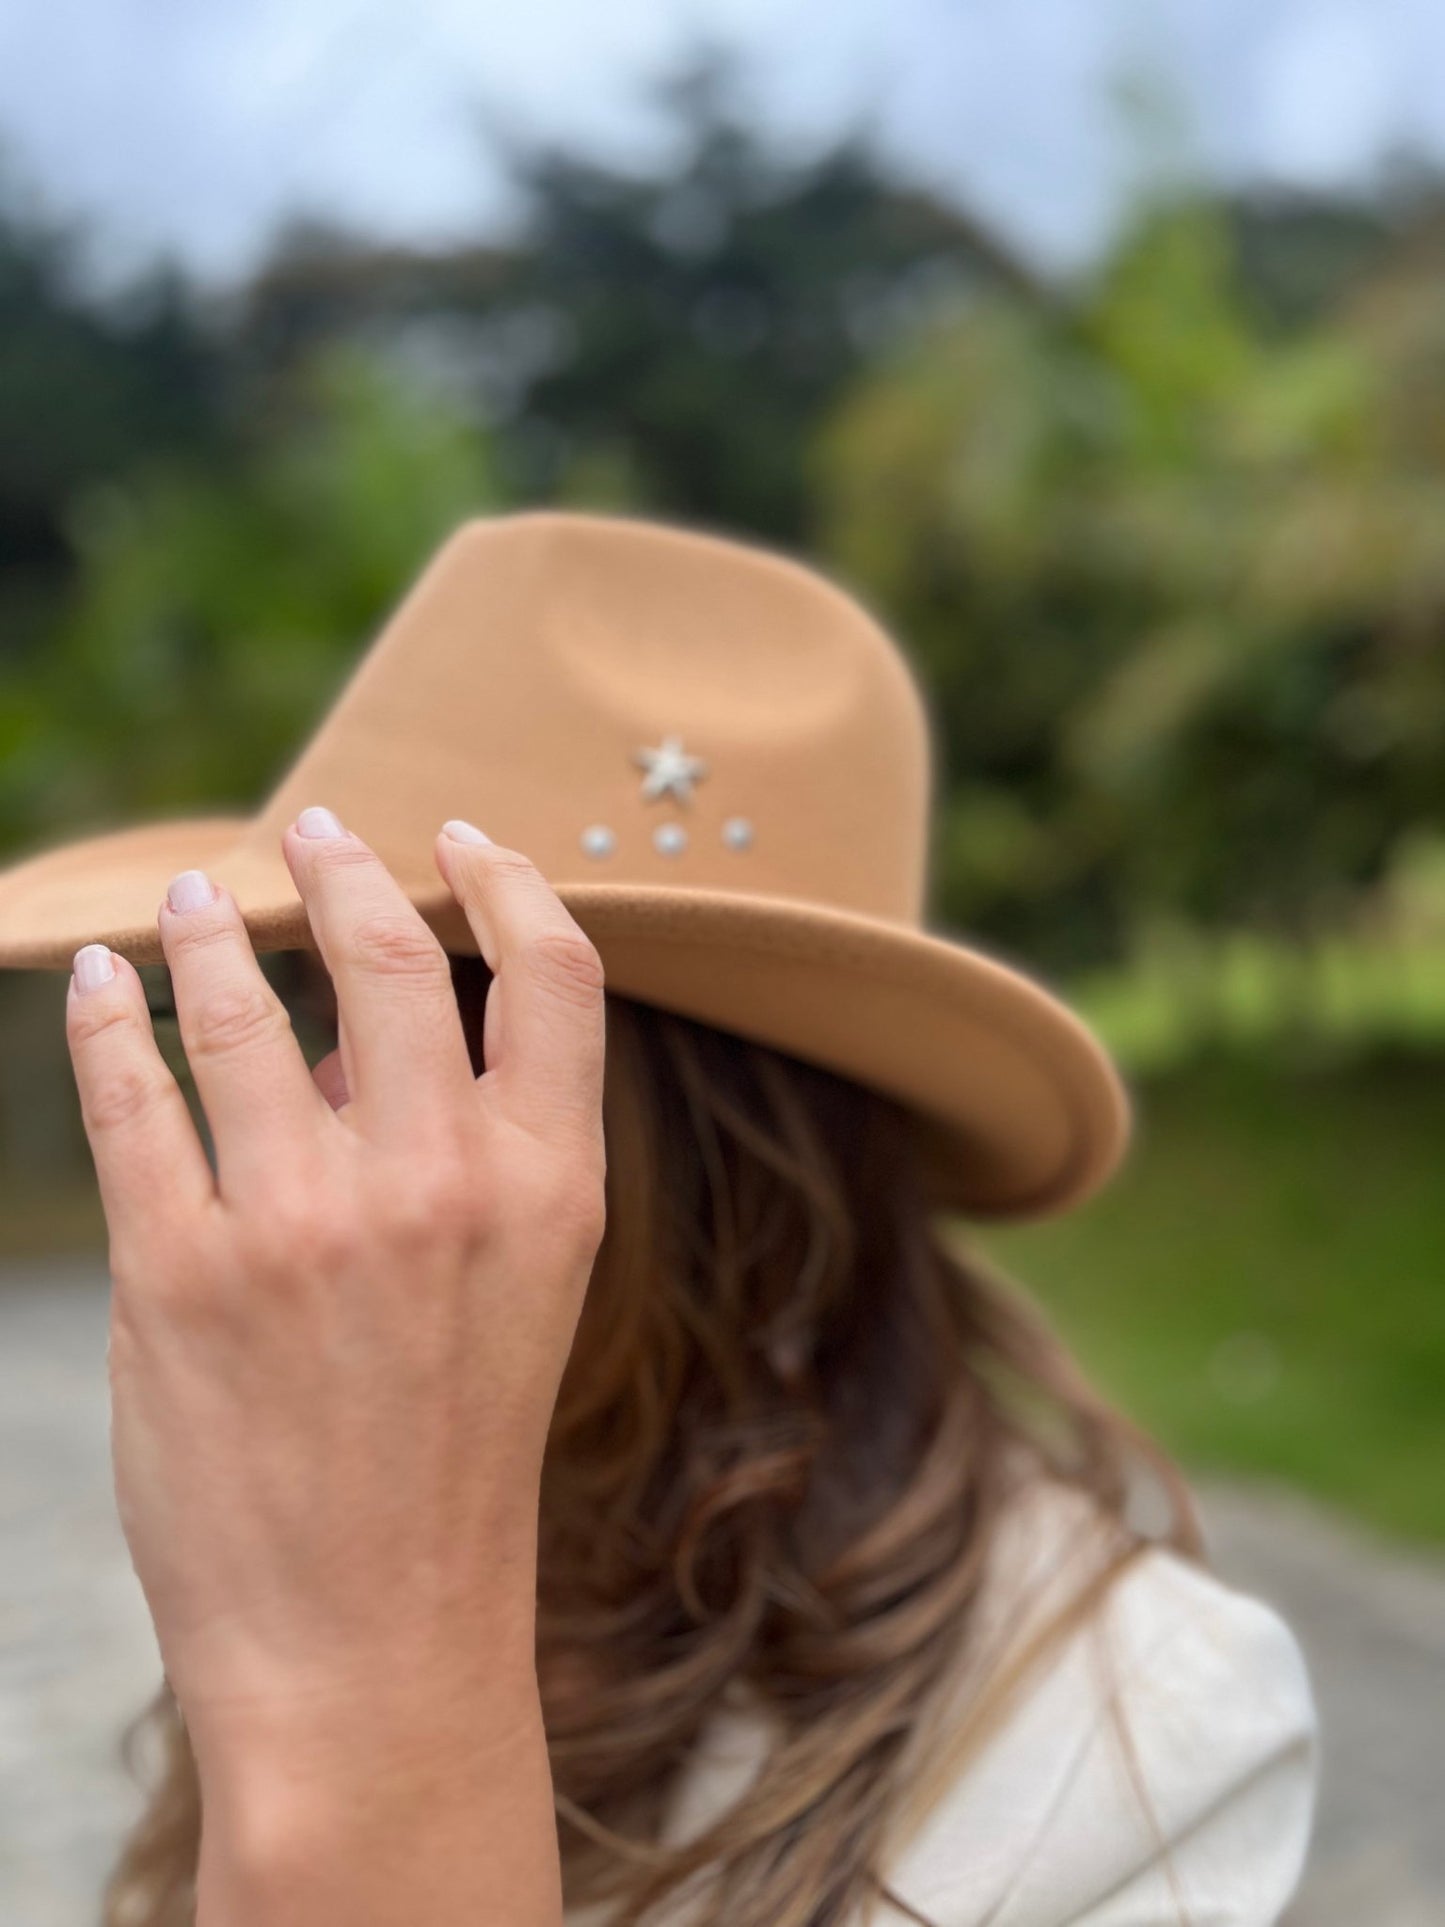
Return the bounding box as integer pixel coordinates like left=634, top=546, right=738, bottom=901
left=567, top=1480, right=1319, bottom=1926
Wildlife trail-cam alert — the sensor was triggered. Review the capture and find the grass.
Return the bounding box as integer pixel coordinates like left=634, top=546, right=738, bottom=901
left=979, top=1051, right=1445, bottom=1546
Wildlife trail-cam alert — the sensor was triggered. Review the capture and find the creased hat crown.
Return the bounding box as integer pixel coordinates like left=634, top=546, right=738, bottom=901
left=246, top=512, right=936, bottom=924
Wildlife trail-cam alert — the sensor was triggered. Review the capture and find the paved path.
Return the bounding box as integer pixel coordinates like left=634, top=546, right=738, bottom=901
left=1200, top=1487, right=1445, bottom=1925
left=0, top=1264, right=158, bottom=1926
left=1, top=1261, right=1441, bottom=1925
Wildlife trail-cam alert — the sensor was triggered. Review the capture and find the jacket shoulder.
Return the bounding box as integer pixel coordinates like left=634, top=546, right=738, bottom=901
left=881, top=1482, right=1319, bottom=1927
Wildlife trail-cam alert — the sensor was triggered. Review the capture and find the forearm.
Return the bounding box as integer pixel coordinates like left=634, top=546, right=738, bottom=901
left=193, top=1600, right=562, bottom=1926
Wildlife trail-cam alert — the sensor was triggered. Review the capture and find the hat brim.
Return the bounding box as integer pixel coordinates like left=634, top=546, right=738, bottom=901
left=0, top=817, right=1127, bottom=1220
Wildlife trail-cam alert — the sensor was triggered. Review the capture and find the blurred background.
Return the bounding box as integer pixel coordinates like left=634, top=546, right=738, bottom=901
left=0, top=2, right=1442, bottom=1922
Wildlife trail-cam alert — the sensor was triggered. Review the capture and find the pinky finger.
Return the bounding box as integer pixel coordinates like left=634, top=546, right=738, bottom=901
left=66, top=945, right=216, bottom=1256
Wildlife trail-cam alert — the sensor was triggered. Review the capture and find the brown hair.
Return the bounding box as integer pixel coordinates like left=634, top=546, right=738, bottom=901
left=103, top=963, right=1199, bottom=1927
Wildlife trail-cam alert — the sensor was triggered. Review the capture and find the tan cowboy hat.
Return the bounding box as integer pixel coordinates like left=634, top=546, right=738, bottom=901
left=0, top=511, right=1127, bottom=1217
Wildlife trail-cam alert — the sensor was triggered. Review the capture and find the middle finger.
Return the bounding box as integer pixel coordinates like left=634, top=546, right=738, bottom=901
left=282, top=807, right=475, bottom=1135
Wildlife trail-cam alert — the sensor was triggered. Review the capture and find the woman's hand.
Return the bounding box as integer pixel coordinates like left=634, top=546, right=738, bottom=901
left=65, top=809, right=607, bottom=1925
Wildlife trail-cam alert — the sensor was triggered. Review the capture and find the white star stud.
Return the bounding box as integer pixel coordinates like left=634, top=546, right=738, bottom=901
left=632, top=734, right=709, bottom=805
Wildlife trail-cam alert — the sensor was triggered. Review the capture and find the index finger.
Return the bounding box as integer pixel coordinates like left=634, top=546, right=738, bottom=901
left=433, top=822, right=606, bottom=1149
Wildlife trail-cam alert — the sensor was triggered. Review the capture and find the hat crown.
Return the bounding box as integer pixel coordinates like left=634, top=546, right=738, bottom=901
left=0, top=510, right=1126, bottom=1218
left=247, top=513, right=935, bottom=925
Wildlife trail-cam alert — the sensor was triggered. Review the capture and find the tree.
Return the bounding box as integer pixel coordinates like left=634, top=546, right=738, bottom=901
left=232, top=54, right=1033, bottom=543
left=817, top=199, right=1445, bottom=972
left=4, top=350, right=504, bottom=848
left=0, top=173, right=224, bottom=668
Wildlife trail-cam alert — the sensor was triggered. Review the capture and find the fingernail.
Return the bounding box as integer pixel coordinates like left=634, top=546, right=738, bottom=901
left=443, top=819, right=492, bottom=845
left=73, top=944, right=116, bottom=994
left=166, top=869, right=217, bottom=915
left=297, top=806, right=345, bottom=840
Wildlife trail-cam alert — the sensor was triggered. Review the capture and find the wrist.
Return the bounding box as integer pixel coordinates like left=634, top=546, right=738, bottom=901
left=195, top=1658, right=557, bottom=1926
left=186, top=1537, right=542, bottom=1770
left=190, top=1555, right=550, bottom=1924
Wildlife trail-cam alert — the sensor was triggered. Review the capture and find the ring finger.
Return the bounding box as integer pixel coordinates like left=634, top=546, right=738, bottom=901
left=160, top=868, right=330, bottom=1195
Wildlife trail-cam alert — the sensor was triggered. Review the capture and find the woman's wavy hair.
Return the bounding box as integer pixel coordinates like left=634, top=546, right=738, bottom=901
left=103, top=961, right=1199, bottom=1927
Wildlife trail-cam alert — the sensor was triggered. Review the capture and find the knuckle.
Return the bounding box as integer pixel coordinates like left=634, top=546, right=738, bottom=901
left=347, top=914, right=450, bottom=985
left=106, top=1287, right=147, bottom=1361
left=417, top=1141, right=477, bottom=1212
left=68, top=995, right=139, bottom=1050
left=186, top=982, right=291, bottom=1060
left=307, top=838, right=380, bottom=880
left=109, top=1219, right=218, bottom=1317
left=286, top=1220, right=355, bottom=1280
left=523, top=927, right=607, bottom=1008
left=117, top=1263, right=214, bottom=1331
left=249, top=1198, right=353, bottom=1281
left=560, top=1170, right=608, bottom=1253
left=479, top=847, right=541, bottom=889
left=378, top=1154, right=479, bottom=1246
left=516, top=1156, right=607, bottom=1255
left=84, top=1063, right=171, bottom=1134
left=165, top=916, right=237, bottom=961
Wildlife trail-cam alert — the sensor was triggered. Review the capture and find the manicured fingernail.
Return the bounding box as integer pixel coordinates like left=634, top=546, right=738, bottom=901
left=72, top=944, right=115, bottom=994
left=166, top=869, right=217, bottom=914
left=443, top=819, right=491, bottom=845
left=297, top=806, right=345, bottom=839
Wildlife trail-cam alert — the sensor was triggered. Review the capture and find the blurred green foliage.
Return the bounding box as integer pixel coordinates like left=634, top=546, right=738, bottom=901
left=819, top=202, right=1445, bottom=970
left=5, top=350, right=502, bottom=840
left=0, top=176, right=224, bottom=660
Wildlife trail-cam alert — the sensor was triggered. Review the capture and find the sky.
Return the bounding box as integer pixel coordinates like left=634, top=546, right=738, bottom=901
left=1, top=0, right=1442, bottom=285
